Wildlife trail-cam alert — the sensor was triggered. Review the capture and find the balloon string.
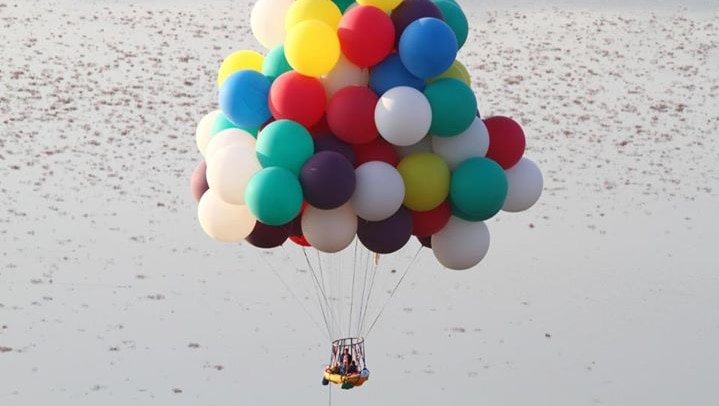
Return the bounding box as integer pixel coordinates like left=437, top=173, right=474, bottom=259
left=300, top=247, right=334, bottom=339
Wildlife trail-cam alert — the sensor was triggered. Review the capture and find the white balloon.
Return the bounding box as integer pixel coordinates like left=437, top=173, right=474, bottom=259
left=196, top=110, right=220, bottom=157
left=375, top=86, right=432, bottom=146
left=431, top=217, right=490, bottom=270
left=394, top=135, right=433, bottom=159
left=322, top=55, right=370, bottom=98
left=431, top=117, right=489, bottom=169
left=301, top=204, right=358, bottom=253
left=352, top=161, right=405, bottom=221
left=206, top=144, right=261, bottom=205
left=205, top=128, right=256, bottom=164
left=198, top=189, right=256, bottom=242
left=502, top=158, right=543, bottom=212
left=251, top=0, right=295, bottom=49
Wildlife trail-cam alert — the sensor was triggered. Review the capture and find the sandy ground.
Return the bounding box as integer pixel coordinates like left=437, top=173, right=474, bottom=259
left=1, top=0, right=719, bottom=405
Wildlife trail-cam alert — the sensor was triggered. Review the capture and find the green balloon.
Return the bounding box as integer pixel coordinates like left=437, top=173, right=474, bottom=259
left=332, top=0, right=355, bottom=13
left=435, top=1, right=468, bottom=48
left=211, top=112, right=258, bottom=137
left=256, top=120, right=314, bottom=176
left=424, top=78, right=477, bottom=137
left=262, top=45, right=293, bottom=82
left=245, top=167, right=303, bottom=226
left=450, top=157, right=508, bottom=221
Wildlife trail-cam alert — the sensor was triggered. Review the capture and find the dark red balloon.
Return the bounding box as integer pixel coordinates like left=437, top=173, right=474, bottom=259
left=410, top=200, right=451, bottom=237
left=484, top=116, right=526, bottom=169
left=338, top=5, right=395, bottom=68
left=289, top=235, right=312, bottom=247
left=327, top=86, right=379, bottom=145
left=352, top=137, right=400, bottom=167
left=417, top=235, right=432, bottom=248
left=190, top=161, right=209, bottom=202
left=246, top=221, right=289, bottom=249
left=357, top=207, right=413, bottom=254
left=269, top=71, right=327, bottom=128
left=308, top=115, right=331, bottom=136
left=391, top=0, right=444, bottom=45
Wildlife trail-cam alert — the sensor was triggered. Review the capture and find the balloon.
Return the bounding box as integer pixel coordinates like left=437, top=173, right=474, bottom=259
left=352, top=137, right=399, bottom=167
left=251, top=0, right=295, bottom=49
left=399, top=17, right=457, bottom=79
left=196, top=110, right=221, bottom=157
left=431, top=216, right=490, bottom=270
left=431, top=117, right=489, bottom=169
left=332, top=0, right=356, bottom=13
left=190, top=161, right=209, bottom=203
left=302, top=203, right=358, bottom=253
left=256, top=120, right=314, bottom=176
left=308, top=115, right=332, bottom=136
left=394, top=135, right=432, bottom=159
left=355, top=0, right=402, bottom=13
left=428, top=60, right=471, bottom=86
left=502, top=158, right=543, bottom=212
left=269, top=71, right=327, bottom=128
left=375, top=86, right=432, bottom=146
left=198, top=189, right=256, bottom=242
left=217, top=50, right=265, bottom=87
left=391, top=0, right=443, bottom=44
left=424, top=78, right=477, bottom=137
left=206, top=144, right=262, bottom=205
left=289, top=235, right=312, bottom=246
left=327, top=86, right=379, bottom=145
left=369, top=53, right=425, bottom=96
left=357, top=207, right=413, bottom=254
left=434, top=0, right=469, bottom=48
left=211, top=112, right=258, bottom=138
left=450, top=157, right=508, bottom=222
left=204, top=128, right=257, bottom=164
left=246, top=221, right=290, bottom=249
left=417, top=235, right=432, bottom=248
left=397, top=152, right=450, bottom=211
left=245, top=167, right=304, bottom=226
left=484, top=116, right=526, bottom=170
left=285, top=20, right=341, bottom=77
left=322, top=55, right=370, bottom=99
left=410, top=200, right=451, bottom=237
left=352, top=161, right=405, bottom=221
left=286, top=0, right=343, bottom=31
left=338, top=5, right=395, bottom=68
left=314, top=134, right=356, bottom=166
left=218, top=70, right=272, bottom=128
left=300, top=151, right=357, bottom=209
left=262, top=45, right=293, bottom=82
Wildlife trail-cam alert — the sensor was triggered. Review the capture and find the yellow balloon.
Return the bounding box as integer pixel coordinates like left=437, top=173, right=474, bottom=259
left=397, top=152, right=450, bottom=212
left=428, top=60, right=472, bottom=87
left=285, top=21, right=340, bottom=77
left=286, top=0, right=342, bottom=31
left=355, top=0, right=403, bottom=13
left=217, top=50, right=265, bottom=87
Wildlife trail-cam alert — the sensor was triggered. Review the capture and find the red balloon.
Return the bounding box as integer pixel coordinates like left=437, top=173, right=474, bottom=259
left=338, top=5, right=395, bottom=68
left=410, top=200, right=451, bottom=237
left=327, top=86, right=379, bottom=145
left=289, top=235, right=311, bottom=247
left=352, top=137, right=399, bottom=167
left=269, top=71, right=327, bottom=128
left=190, top=160, right=209, bottom=202
left=484, top=116, right=526, bottom=169
left=308, top=115, right=331, bottom=137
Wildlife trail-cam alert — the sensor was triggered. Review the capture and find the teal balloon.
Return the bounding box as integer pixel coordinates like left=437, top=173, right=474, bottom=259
left=211, top=112, right=258, bottom=137
left=256, top=119, right=314, bottom=176
left=332, top=0, right=355, bottom=13
left=424, top=78, right=477, bottom=137
left=262, top=45, right=293, bottom=82
left=435, top=1, right=468, bottom=48
left=450, top=157, right=508, bottom=221
left=245, top=167, right=303, bottom=226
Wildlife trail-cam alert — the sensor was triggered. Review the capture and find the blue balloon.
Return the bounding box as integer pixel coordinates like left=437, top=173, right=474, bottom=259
left=218, top=70, right=271, bottom=128
left=369, top=53, right=425, bottom=96
left=398, top=17, right=458, bottom=80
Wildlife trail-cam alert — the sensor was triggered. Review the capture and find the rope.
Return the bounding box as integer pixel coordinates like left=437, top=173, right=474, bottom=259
left=300, top=247, right=335, bottom=339
left=347, top=240, right=359, bottom=337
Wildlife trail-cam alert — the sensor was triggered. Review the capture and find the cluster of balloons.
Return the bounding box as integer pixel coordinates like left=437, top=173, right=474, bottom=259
left=191, top=0, right=543, bottom=270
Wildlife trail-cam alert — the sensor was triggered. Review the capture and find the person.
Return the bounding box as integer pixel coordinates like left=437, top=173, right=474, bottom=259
left=348, top=360, right=358, bottom=374
left=339, top=353, right=351, bottom=375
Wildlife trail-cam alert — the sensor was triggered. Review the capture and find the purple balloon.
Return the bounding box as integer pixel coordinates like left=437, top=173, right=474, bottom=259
left=300, top=151, right=356, bottom=210
left=417, top=235, right=432, bottom=248
left=391, top=0, right=444, bottom=45
left=313, top=134, right=356, bottom=166
left=190, top=161, right=209, bottom=202
left=358, top=207, right=413, bottom=254
left=246, top=221, right=289, bottom=249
